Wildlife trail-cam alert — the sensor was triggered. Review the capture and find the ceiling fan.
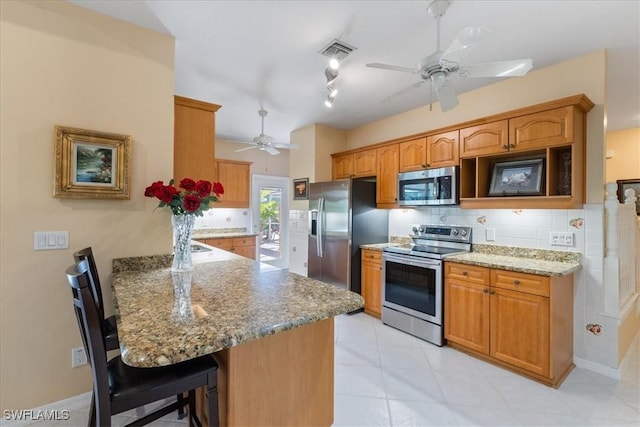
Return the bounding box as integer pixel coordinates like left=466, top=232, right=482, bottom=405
left=233, top=109, right=299, bottom=155
left=366, top=0, right=533, bottom=112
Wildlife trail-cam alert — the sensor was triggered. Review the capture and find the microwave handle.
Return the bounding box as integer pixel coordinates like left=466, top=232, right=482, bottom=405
left=433, top=176, right=440, bottom=199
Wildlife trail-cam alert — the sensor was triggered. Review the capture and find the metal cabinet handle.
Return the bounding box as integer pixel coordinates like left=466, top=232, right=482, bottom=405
left=502, top=144, right=508, bottom=149
left=513, top=280, right=520, bottom=285
left=509, top=143, right=516, bottom=148
left=482, top=288, right=489, bottom=293
left=489, top=290, right=496, bottom=295
left=462, top=271, right=468, bottom=276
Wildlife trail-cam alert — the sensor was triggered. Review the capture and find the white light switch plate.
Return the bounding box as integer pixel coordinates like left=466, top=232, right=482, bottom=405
left=486, top=228, right=496, bottom=241
left=34, top=231, right=69, bottom=250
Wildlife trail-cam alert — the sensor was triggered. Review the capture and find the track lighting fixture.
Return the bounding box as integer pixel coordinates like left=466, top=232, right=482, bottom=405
left=325, top=67, right=338, bottom=85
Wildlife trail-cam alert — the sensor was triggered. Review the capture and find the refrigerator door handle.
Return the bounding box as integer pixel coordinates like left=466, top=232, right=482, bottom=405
left=317, top=197, right=324, bottom=257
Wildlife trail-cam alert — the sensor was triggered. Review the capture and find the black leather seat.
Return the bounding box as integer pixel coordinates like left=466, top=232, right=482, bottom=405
left=66, top=259, right=219, bottom=426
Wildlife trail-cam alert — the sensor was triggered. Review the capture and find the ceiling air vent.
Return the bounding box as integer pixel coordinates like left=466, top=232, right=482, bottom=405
left=319, top=39, right=357, bottom=61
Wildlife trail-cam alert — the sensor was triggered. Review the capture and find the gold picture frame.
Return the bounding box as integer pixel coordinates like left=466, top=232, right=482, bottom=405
left=54, top=125, right=131, bottom=199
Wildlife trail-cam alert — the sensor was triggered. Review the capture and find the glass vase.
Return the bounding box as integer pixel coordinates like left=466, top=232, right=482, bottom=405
left=171, top=214, right=195, bottom=272
left=171, top=271, right=194, bottom=323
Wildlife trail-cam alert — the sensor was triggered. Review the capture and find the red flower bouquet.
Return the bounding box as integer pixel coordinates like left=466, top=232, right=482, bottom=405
left=144, top=178, right=224, bottom=216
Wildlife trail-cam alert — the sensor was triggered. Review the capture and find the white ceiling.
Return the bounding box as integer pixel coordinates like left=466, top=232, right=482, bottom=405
left=70, top=0, right=639, bottom=146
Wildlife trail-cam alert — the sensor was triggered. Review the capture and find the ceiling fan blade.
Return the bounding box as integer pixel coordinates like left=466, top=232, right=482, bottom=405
left=458, top=58, right=533, bottom=78
left=366, top=63, right=420, bottom=74
left=271, top=142, right=300, bottom=150
left=234, top=145, right=259, bottom=153
left=434, top=78, right=459, bottom=112
left=264, top=147, right=280, bottom=155
left=380, top=80, right=427, bottom=103
left=441, top=27, right=489, bottom=68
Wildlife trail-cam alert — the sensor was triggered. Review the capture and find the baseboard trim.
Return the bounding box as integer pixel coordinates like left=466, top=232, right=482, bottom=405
left=0, top=392, right=92, bottom=426
left=574, top=357, right=621, bottom=380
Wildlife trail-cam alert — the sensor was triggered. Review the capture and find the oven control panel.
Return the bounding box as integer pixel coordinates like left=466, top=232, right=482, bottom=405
left=410, top=224, right=471, bottom=242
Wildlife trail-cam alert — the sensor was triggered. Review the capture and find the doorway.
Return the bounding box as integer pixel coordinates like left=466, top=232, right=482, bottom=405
left=252, top=175, right=289, bottom=269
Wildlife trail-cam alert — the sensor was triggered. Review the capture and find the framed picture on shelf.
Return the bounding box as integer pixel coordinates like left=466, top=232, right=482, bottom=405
left=488, top=158, right=544, bottom=196
left=616, top=179, right=640, bottom=215
left=54, top=125, right=132, bottom=199
left=293, top=177, right=309, bottom=200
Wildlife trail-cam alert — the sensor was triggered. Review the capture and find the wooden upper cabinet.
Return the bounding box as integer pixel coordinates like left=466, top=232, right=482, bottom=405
left=353, top=148, right=377, bottom=177
left=459, top=120, right=509, bottom=158
left=332, top=153, right=354, bottom=180
left=509, top=106, right=575, bottom=151
left=427, top=130, right=459, bottom=168
left=376, top=144, right=399, bottom=207
left=173, top=96, right=221, bottom=183
left=215, top=159, right=251, bottom=208
left=399, top=137, right=427, bottom=172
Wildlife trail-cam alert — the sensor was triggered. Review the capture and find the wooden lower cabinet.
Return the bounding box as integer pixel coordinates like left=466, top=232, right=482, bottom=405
left=361, top=249, right=382, bottom=318
left=444, top=262, right=574, bottom=387
left=197, top=236, right=256, bottom=260
left=197, top=318, right=335, bottom=426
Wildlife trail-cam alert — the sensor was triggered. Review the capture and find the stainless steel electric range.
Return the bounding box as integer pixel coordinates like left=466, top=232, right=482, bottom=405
left=382, top=224, right=472, bottom=346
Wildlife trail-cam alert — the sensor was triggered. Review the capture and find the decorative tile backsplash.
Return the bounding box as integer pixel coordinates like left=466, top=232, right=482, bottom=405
left=194, top=208, right=251, bottom=230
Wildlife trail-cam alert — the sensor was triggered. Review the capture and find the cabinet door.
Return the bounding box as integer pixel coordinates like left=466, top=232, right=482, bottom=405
left=444, top=278, right=490, bottom=355
left=490, top=287, right=550, bottom=377
left=353, top=149, right=377, bottom=177
left=509, top=106, right=574, bottom=151
left=206, top=238, right=234, bottom=249
left=232, top=244, right=256, bottom=260
left=427, top=130, right=459, bottom=168
left=174, top=96, right=220, bottom=183
left=376, top=144, right=399, bottom=207
left=332, top=153, right=354, bottom=180
left=361, top=250, right=382, bottom=318
left=459, top=120, right=509, bottom=158
left=399, top=138, right=427, bottom=172
left=216, top=160, right=251, bottom=208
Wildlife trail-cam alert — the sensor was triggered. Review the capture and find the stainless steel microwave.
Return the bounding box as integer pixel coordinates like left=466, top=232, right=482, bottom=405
left=397, top=166, right=459, bottom=206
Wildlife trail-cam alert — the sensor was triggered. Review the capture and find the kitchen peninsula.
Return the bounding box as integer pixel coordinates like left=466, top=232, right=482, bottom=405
left=111, top=248, right=364, bottom=426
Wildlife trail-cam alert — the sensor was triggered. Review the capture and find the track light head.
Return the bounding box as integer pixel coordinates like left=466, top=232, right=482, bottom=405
left=324, top=67, right=338, bottom=85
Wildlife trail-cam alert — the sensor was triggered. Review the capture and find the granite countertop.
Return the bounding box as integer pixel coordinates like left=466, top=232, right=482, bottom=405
left=110, top=250, right=364, bottom=368
left=192, top=228, right=258, bottom=239
left=445, top=244, right=581, bottom=277
left=360, top=243, right=400, bottom=251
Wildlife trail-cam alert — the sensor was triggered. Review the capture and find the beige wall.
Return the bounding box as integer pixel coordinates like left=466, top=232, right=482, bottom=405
left=345, top=51, right=607, bottom=203
left=606, top=128, right=640, bottom=182
left=0, top=0, right=175, bottom=410
left=314, top=124, right=347, bottom=182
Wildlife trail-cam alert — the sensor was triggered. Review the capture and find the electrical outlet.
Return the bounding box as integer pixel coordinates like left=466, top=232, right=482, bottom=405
left=486, top=228, right=496, bottom=241
left=72, top=347, right=88, bottom=368
left=550, top=231, right=574, bottom=246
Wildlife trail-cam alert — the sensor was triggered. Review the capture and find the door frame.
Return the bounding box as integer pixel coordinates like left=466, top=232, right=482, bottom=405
left=251, top=174, right=290, bottom=268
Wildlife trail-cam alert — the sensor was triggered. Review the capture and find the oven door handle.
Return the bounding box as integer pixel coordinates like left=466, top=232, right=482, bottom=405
left=383, top=253, right=442, bottom=268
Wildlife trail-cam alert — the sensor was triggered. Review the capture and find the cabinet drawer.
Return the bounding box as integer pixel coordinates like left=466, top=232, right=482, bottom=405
left=233, top=236, right=255, bottom=247
left=491, top=270, right=549, bottom=297
left=445, top=263, right=490, bottom=285
left=361, top=249, right=382, bottom=263
left=206, top=238, right=234, bottom=249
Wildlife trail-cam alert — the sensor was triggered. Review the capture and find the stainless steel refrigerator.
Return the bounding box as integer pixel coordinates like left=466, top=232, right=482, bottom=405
left=308, top=178, right=389, bottom=294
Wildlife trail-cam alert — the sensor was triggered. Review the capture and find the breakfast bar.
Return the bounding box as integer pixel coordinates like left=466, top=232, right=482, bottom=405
left=111, top=248, right=364, bottom=426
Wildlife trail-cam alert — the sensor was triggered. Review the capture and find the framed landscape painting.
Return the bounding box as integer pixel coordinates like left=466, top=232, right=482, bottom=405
left=54, top=126, right=131, bottom=199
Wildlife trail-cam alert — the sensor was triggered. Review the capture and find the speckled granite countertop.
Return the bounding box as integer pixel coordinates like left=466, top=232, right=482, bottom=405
left=360, top=243, right=399, bottom=251
left=192, top=228, right=258, bottom=239
left=111, top=250, right=364, bottom=367
left=445, top=244, right=581, bottom=276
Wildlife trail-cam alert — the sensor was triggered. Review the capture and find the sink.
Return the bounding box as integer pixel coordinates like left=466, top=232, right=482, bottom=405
left=190, top=244, right=212, bottom=253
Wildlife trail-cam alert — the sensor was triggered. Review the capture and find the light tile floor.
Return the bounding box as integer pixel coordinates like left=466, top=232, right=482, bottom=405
left=25, top=312, right=640, bottom=427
